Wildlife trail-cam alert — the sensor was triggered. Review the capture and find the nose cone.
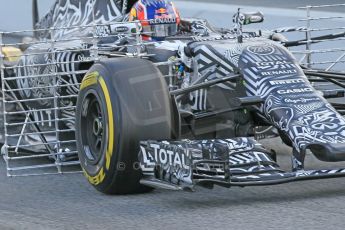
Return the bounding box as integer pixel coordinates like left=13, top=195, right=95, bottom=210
left=238, top=41, right=345, bottom=160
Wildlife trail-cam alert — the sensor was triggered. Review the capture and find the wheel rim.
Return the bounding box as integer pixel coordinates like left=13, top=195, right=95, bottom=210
left=80, top=91, right=106, bottom=165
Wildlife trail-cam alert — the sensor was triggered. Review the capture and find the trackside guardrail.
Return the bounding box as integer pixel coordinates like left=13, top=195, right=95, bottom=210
left=295, top=3, right=345, bottom=71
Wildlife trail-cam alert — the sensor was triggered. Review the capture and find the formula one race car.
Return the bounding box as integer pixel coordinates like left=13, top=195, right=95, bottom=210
left=1, top=0, right=345, bottom=194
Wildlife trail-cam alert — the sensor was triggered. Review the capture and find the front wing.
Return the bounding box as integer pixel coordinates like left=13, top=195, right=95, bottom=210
left=139, top=138, right=345, bottom=191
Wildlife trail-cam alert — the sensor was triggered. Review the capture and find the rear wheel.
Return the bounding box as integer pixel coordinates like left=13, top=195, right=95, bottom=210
left=76, top=58, right=176, bottom=194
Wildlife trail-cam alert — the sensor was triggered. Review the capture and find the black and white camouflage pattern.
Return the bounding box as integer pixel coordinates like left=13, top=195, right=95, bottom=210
left=139, top=138, right=280, bottom=186
left=36, top=0, right=123, bottom=39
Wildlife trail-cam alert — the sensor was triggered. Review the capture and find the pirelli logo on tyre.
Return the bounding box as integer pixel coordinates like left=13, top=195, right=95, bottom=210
left=80, top=71, right=99, bottom=90
left=83, top=168, right=106, bottom=186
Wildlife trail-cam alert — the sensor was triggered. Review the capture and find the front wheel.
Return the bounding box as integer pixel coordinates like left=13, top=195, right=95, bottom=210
left=76, top=58, right=176, bottom=194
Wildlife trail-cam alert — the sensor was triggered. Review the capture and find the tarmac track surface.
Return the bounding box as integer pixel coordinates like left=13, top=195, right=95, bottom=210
left=0, top=1, right=345, bottom=230
left=1, top=142, right=345, bottom=230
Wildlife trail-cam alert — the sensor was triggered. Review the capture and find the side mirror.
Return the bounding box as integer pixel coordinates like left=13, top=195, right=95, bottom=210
left=233, top=9, right=265, bottom=43
left=234, top=11, right=264, bottom=26
left=110, top=23, right=138, bottom=35
left=20, top=36, right=37, bottom=51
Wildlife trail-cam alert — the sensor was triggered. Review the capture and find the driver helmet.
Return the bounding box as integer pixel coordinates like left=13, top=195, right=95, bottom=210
left=129, top=0, right=181, bottom=41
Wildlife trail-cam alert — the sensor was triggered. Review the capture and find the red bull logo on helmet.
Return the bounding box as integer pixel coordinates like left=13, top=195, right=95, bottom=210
left=155, top=8, right=167, bottom=15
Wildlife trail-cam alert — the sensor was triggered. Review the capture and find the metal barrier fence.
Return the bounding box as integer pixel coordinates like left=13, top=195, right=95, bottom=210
left=294, top=3, right=345, bottom=71
left=0, top=19, right=180, bottom=176
left=0, top=21, right=144, bottom=176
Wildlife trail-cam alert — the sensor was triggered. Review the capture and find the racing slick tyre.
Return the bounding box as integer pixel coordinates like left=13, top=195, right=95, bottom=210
left=76, top=58, right=175, bottom=194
